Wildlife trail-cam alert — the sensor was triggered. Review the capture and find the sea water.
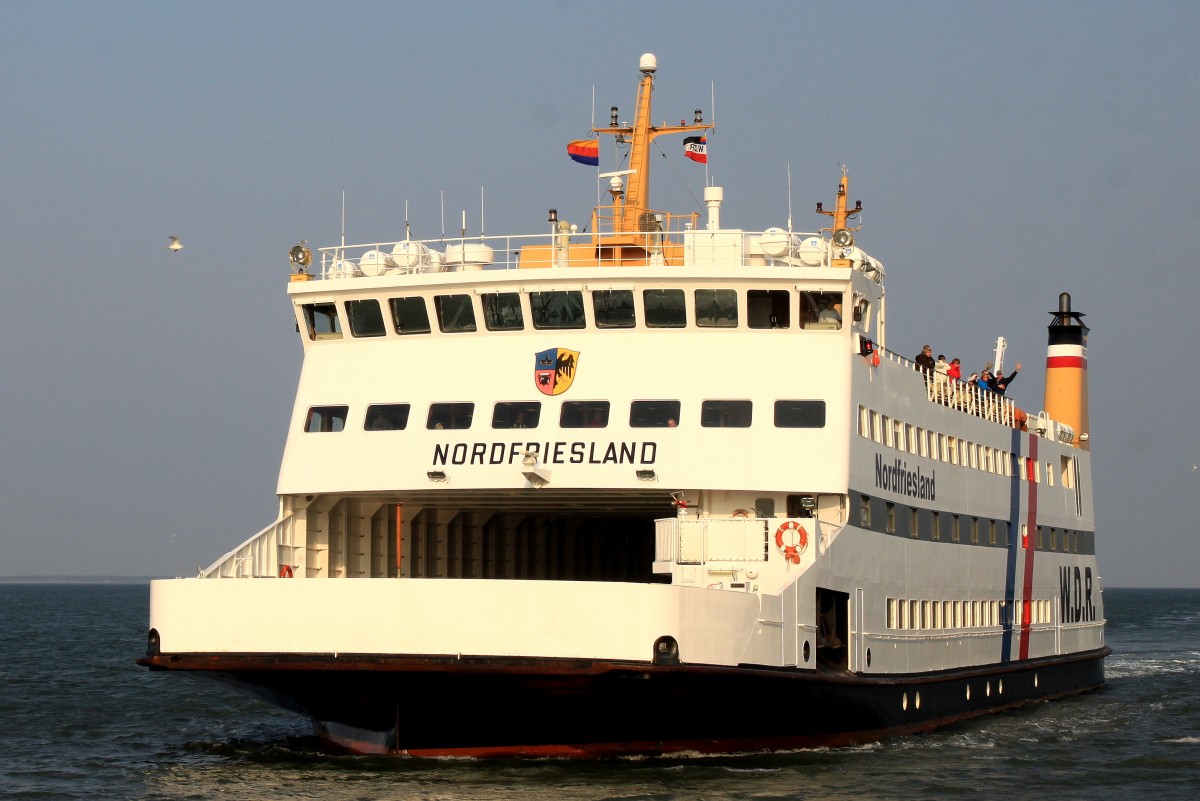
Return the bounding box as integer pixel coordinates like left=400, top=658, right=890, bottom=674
left=0, top=584, right=1196, bottom=800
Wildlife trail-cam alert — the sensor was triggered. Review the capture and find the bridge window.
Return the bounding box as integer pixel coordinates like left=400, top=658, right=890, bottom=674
left=592, top=289, right=635, bottom=328
left=434, top=294, right=477, bottom=333
left=800, top=291, right=843, bottom=329
left=481, top=293, right=524, bottom=331
left=859, top=494, right=872, bottom=528
left=492, top=401, right=540, bottom=429
left=304, top=405, right=348, bottom=432
left=701, top=400, right=752, bottom=427
left=365, top=404, right=410, bottom=430
left=747, top=289, right=790, bottom=328
left=630, top=400, right=681, bottom=428
left=694, top=289, right=738, bottom=327
left=389, top=296, right=431, bottom=335
left=561, top=400, right=609, bottom=428
left=345, top=299, right=386, bottom=337
left=302, top=303, right=342, bottom=341
left=774, top=400, right=826, bottom=428
left=643, top=289, right=686, bottom=328
left=531, top=290, right=586, bottom=329
left=427, top=403, right=474, bottom=430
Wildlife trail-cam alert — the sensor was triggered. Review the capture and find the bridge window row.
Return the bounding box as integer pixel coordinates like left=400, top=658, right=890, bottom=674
left=301, top=288, right=845, bottom=340
left=305, top=399, right=826, bottom=432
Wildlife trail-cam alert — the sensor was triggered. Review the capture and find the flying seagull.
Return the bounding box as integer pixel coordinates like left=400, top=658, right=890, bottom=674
left=167, top=235, right=183, bottom=253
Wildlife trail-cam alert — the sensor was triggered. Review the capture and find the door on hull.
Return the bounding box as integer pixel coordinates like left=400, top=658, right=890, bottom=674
left=816, top=587, right=850, bottom=671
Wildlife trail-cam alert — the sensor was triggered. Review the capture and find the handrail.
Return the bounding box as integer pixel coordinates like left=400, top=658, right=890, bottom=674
left=200, top=514, right=296, bottom=578
left=309, top=227, right=838, bottom=278
left=877, top=347, right=1017, bottom=428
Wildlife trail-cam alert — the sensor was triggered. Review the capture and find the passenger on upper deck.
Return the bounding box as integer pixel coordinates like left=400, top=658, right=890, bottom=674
left=989, top=363, right=1022, bottom=396
left=915, top=345, right=935, bottom=374
left=933, top=355, right=951, bottom=402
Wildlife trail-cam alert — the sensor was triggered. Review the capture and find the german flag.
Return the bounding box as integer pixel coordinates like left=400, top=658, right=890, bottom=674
left=567, top=139, right=599, bottom=166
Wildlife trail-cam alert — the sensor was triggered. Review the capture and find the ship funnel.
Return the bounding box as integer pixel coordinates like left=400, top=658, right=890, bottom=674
left=1043, top=293, right=1090, bottom=450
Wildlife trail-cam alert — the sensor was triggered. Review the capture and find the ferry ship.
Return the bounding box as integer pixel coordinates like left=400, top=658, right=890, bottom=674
left=139, top=54, right=1108, bottom=757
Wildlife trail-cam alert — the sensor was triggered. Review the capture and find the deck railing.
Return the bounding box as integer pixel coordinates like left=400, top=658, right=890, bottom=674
left=308, top=226, right=848, bottom=278
left=200, top=514, right=297, bottom=578
left=878, top=348, right=1017, bottom=428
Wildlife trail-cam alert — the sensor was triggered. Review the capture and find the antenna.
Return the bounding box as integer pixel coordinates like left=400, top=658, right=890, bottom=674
left=340, top=190, right=346, bottom=249
left=480, top=186, right=485, bottom=239
left=787, top=162, right=793, bottom=233
left=440, top=191, right=445, bottom=242
left=404, top=200, right=411, bottom=241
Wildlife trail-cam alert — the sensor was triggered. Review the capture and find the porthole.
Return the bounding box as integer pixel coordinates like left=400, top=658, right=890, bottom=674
left=803, top=641, right=811, bottom=663
left=902, top=692, right=908, bottom=711
left=915, top=691, right=921, bottom=710
left=1034, top=673, right=1039, bottom=689
left=986, top=681, right=992, bottom=697
left=966, top=684, right=971, bottom=701
left=866, top=648, right=872, bottom=668
left=998, top=679, right=1004, bottom=695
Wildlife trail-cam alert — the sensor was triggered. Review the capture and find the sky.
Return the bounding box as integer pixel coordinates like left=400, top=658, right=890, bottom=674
left=1, top=1, right=1197, bottom=587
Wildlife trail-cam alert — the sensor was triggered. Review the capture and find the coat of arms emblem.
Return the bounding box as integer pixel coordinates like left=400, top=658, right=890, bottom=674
left=534, top=348, right=580, bottom=396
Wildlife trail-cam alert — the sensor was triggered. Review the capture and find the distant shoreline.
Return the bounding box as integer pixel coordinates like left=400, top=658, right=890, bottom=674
left=0, top=576, right=165, bottom=585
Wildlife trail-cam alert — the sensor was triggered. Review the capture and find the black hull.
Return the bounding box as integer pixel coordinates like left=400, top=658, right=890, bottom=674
left=138, top=647, right=1110, bottom=757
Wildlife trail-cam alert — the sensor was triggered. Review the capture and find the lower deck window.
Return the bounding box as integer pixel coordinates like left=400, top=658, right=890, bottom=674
left=365, top=404, right=410, bottom=430
left=701, top=400, right=752, bottom=427
left=630, top=400, right=681, bottom=428
left=305, top=405, right=348, bottom=432
left=774, top=400, right=826, bottom=428
left=561, top=400, right=609, bottom=428
left=428, top=403, right=474, bottom=429
left=492, top=401, right=540, bottom=429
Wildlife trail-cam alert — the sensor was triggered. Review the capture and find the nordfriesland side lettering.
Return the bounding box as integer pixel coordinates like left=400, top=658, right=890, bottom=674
left=432, top=441, right=657, bottom=466
left=874, top=453, right=935, bottom=500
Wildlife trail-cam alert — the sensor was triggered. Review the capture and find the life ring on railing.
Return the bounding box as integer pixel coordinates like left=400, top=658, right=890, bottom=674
left=775, top=521, right=809, bottom=564
left=279, top=564, right=294, bottom=578
left=731, top=508, right=751, bottom=518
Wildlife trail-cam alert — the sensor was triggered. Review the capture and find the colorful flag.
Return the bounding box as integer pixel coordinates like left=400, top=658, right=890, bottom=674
left=566, top=139, right=599, bottom=166
left=684, top=136, right=707, bottom=164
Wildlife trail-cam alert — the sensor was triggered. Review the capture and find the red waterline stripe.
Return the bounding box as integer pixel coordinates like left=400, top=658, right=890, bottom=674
left=1018, top=434, right=1039, bottom=660
left=1046, top=356, right=1087, bottom=369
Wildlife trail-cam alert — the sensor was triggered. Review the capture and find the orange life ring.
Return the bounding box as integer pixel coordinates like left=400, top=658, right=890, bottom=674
left=279, top=564, right=294, bottom=578
left=732, top=508, right=751, bottom=518
left=775, top=521, right=809, bottom=564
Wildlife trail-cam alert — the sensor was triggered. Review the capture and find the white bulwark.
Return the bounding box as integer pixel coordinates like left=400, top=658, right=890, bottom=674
left=139, top=54, right=1106, bottom=758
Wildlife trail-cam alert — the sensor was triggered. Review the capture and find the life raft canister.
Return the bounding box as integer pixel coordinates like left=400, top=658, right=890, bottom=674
left=279, top=564, right=294, bottom=578
left=774, top=521, right=809, bottom=564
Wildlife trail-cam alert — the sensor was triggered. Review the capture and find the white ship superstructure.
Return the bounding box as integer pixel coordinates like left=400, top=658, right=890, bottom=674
left=140, top=54, right=1106, bottom=757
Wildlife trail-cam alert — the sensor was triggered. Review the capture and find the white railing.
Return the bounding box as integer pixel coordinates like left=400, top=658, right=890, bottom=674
left=200, top=514, right=297, bottom=579
left=655, top=517, right=772, bottom=565
left=307, top=227, right=867, bottom=278
left=880, top=349, right=1016, bottom=427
